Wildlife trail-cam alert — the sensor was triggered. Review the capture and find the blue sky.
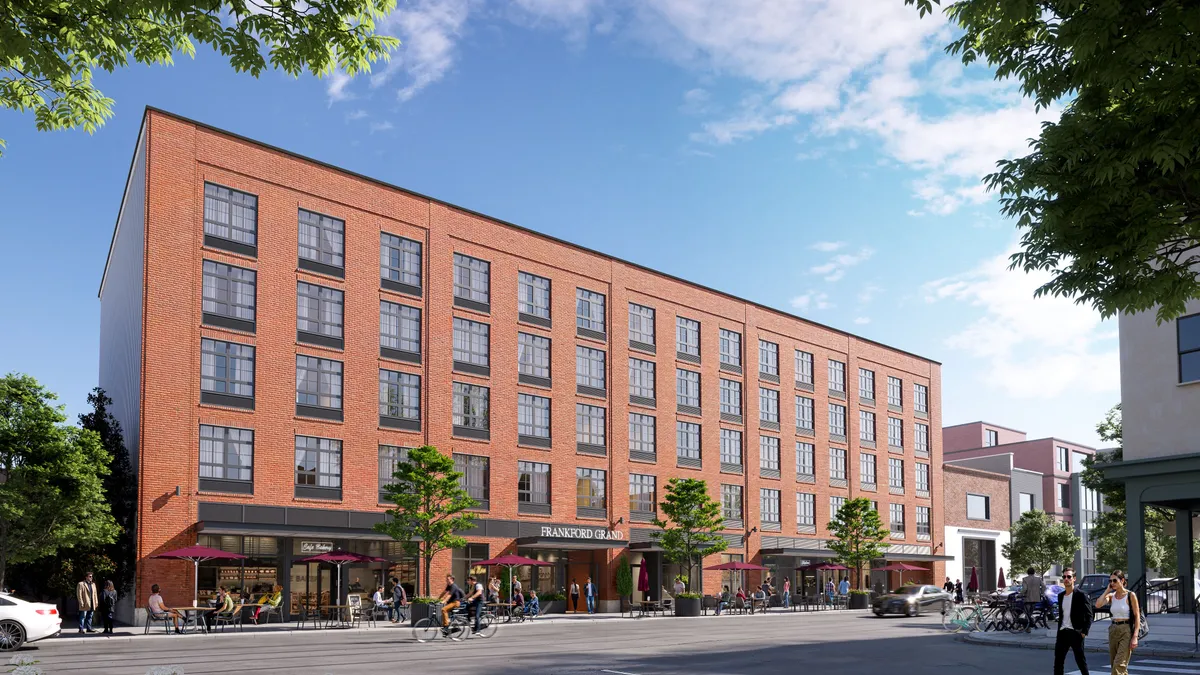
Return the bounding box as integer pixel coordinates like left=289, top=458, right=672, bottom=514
left=0, top=0, right=1118, bottom=446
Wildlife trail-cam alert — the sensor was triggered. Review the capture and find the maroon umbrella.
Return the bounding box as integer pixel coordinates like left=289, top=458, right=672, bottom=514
left=873, top=562, right=928, bottom=587
left=637, top=561, right=650, bottom=593
left=704, top=561, right=770, bottom=571
left=153, top=545, right=247, bottom=606
left=296, top=549, right=387, bottom=607
left=968, top=566, right=979, bottom=593
left=998, top=567, right=1006, bottom=589
left=476, top=554, right=551, bottom=603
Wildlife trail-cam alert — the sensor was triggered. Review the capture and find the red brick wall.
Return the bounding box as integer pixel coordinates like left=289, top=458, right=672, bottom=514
left=942, top=465, right=1010, bottom=531
left=129, top=110, right=945, bottom=604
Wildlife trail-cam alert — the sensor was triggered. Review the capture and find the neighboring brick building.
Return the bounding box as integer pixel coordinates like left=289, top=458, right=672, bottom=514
left=941, top=465, right=1011, bottom=593
left=99, top=108, right=946, bottom=623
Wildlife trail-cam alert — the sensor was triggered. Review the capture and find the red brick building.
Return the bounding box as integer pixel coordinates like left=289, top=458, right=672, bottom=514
left=99, top=108, right=947, bottom=622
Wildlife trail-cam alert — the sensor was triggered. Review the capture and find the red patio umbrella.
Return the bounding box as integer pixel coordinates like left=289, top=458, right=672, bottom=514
left=153, top=545, right=247, bottom=607
left=476, top=553, right=551, bottom=603
left=637, top=561, right=650, bottom=593
left=296, top=549, right=387, bottom=609
left=873, top=562, right=928, bottom=587
left=998, top=567, right=1006, bottom=589
left=968, top=566, right=979, bottom=593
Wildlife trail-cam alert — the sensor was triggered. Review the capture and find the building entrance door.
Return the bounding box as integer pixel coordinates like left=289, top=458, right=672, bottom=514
left=962, top=538, right=997, bottom=592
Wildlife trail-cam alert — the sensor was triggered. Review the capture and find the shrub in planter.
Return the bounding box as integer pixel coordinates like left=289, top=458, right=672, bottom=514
left=675, top=592, right=702, bottom=617
left=848, top=590, right=871, bottom=610
left=538, top=592, right=567, bottom=614
left=408, top=598, right=441, bottom=626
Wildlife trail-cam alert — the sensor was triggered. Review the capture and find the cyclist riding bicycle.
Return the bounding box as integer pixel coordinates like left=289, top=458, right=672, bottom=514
left=437, top=574, right=466, bottom=632
left=464, top=574, right=485, bottom=633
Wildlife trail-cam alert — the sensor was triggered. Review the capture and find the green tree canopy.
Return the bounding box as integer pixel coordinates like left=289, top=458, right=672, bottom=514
left=908, top=0, right=1200, bottom=322
left=1, top=0, right=400, bottom=156
left=651, top=478, right=727, bottom=592
left=826, top=498, right=889, bottom=589
left=1002, top=509, right=1081, bottom=576
left=373, top=445, right=476, bottom=597
left=0, top=374, right=119, bottom=590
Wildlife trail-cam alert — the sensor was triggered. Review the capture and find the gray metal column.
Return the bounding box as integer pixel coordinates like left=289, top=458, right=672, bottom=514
left=1126, top=490, right=1146, bottom=604
left=1177, top=509, right=1195, bottom=614
left=280, top=537, right=293, bottom=620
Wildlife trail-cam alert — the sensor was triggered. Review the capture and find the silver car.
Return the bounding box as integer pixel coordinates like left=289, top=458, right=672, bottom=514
left=872, top=584, right=953, bottom=617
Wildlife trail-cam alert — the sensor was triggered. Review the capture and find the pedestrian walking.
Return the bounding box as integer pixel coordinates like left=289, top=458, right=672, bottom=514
left=585, top=577, right=597, bottom=614
left=569, top=579, right=580, bottom=613
left=782, top=577, right=791, bottom=608
left=1053, top=567, right=1093, bottom=675
left=390, top=576, right=408, bottom=623
left=1096, top=570, right=1139, bottom=675
left=954, top=579, right=963, bottom=604
left=1021, top=567, right=1046, bottom=632
left=943, top=577, right=953, bottom=595
left=76, top=572, right=98, bottom=634
left=99, top=580, right=117, bottom=634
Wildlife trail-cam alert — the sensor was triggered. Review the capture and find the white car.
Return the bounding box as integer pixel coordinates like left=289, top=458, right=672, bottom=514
left=0, top=593, right=61, bottom=651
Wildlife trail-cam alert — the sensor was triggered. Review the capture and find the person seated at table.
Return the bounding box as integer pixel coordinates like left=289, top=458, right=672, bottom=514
left=512, top=588, right=525, bottom=609
left=716, top=586, right=731, bottom=615
left=253, top=584, right=282, bottom=623
left=349, top=577, right=364, bottom=593
left=371, top=585, right=392, bottom=619
left=148, top=584, right=184, bottom=634
left=524, top=590, right=540, bottom=619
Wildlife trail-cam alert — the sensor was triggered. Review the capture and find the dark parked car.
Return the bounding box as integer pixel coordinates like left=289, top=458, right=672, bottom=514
left=872, top=584, right=953, bottom=617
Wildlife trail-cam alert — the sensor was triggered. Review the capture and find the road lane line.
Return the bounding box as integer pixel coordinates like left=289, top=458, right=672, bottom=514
left=601, top=670, right=644, bottom=675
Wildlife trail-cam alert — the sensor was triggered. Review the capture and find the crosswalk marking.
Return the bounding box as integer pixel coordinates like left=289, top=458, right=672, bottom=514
left=1068, top=662, right=1200, bottom=675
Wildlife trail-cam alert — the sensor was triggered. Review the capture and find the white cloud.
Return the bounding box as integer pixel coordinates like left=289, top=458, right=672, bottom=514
left=790, top=291, right=833, bottom=311
left=923, top=244, right=1119, bottom=399
left=854, top=317, right=871, bottom=325
left=858, top=284, right=883, bottom=303
left=345, top=109, right=369, bottom=121
left=810, top=241, right=844, bottom=252
left=680, top=87, right=711, bottom=115
left=809, top=247, right=874, bottom=282
left=369, top=121, right=395, bottom=133
left=326, top=71, right=353, bottom=103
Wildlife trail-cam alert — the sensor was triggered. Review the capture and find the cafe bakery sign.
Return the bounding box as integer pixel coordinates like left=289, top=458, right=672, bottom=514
left=300, top=540, right=335, bottom=554
left=540, top=525, right=625, bottom=541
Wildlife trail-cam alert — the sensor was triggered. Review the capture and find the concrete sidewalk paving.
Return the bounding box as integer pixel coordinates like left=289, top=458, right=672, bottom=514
left=962, top=616, right=1200, bottom=659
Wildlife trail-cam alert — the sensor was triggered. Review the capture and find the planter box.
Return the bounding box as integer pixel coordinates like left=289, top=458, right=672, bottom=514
left=541, top=600, right=566, bottom=614
left=674, top=597, right=702, bottom=617
left=409, top=602, right=442, bottom=626
left=849, top=594, right=870, bottom=610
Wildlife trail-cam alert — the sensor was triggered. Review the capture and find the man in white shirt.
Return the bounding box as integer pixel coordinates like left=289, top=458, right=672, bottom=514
left=465, top=575, right=485, bottom=634
left=1054, top=567, right=1092, bottom=675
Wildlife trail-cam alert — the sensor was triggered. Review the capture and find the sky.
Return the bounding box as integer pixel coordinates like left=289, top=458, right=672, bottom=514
left=0, top=0, right=1119, bottom=447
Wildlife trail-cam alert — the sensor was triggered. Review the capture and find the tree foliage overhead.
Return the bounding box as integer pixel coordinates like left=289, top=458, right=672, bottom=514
left=908, top=0, right=1200, bottom=322
left=651, top=478, right=727, bottom=592
left=0, top=374, right=119, bottom=591
left=1002, top=509, right=1081, bottom=576
left=373, top=445, right=477, bottom=597
left=826, top=498, right=889, bottom=590
left=0, top=0, right=400, bottom=155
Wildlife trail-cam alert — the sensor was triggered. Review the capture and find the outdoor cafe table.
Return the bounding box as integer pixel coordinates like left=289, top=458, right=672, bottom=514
left=321, top=605, right=354, bottom=628
left=637, top=600, right=661, bottom=617
left=487, top=602, right=515, bottom=622
left=175, top=607, right=215, bottom=633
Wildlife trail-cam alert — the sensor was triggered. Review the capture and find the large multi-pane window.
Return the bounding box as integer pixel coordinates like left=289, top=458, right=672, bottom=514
left=453, top=318, right=490, bottom=368
left=828, top=360, right=845, bottom=392
left=916, top=462, right=930, bottom=492
left=759, top=387, right=779, bottom=424
left=829, top=447, right=847, bottom=480
left=720, top=379, right=742, bottom=416
left=296, top=355, right=343, bottom=410
left=761, top=489, right=781, bottom=525
left=720, top=429, right=742, bottom=466
left=454, top=453, right=490, bottom=504
left=796, top=396, right=814, bottom=431
left=831, top=496, right=846, bottom=517
left=379, top=370, right=420, bottom=420
left=378, top=445, right=409, bottom=496
left=518, top=272, right=551, bottom=319
left=1179, top=313, right=1200, bottom=383
left=517, top=333, right=551, bottom=379
left=676, top=369, right=700, bottom=407
left=859, top=368, right=875, bottom=400
left=629, top=304, right=655, bottom=345
left=860, top=411, right=876, bottom=443
left=986, top=429, right=999, bottom=447
left=629, top=474, right=656, bottom=514
left=297, top=282, right=344, bottom=340
left=888, top=417, right=903, bottom=448
left=453, top=253, right=490, bottom=305
left=795, top=350, right=813, bottom=385
left=677, top=421, right=700, bottom=460
left=576, top=468, right=606, bottom=509
left=719, top=329, right=741, bottom=368
left=199, top=425, right=253, bottom=483
left=916, top=506, right=931, bottom=537
left=1056, top=446, right=1070, bottom=472
left=576, top=404, right=606, bottom=447
left=914, top=383, right=928, bottom=414
left=295, top=436, right=341, bottom=488
left=797, top=492, right=815, bottom=527
left=890, top=503, right=905, bottom=535
left=576, top=289, right=606, bottom=333
left=759, top=340, right=779, bottom=376
left=202, top=260, right=256, bottom=324
left=381, top=233, right=421, bottom=289
left=722, top=484, right=743, bottom=520
left=629, top=359, right=656, bottom=400
left=915, top=423, right=930, bottom=453
left=889, top=458, right=904, bottom=489
left=298, top=209, right=344, bottom=270
left=200, top=339, right=255, bottom=399
left=676, top=317, right=700, bottom=356
left=860, top=452, right=876, bottom=485
left=828, top=403, right=846, bottom=437
left=452, top=383, right=489, bottom=430
left=796, top=442, right=815, bottom=476
left=380, top=301, right=421, bottom=355
left=518, top=394, right=551, bottom=439
left=204, top=183, right=258, bottom=247
left=517, top=461, right=550, bottom=505
left=760, top=436, right=780, bottom=472
left=629, top=414, right=656, bottom=456
left=887, top=376, right=902, bottom=407
left=576, top=346, right=606, bottom=390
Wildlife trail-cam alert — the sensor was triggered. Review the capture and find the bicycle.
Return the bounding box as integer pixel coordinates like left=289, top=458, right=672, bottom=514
left=942, top=603, right=982, bottom=633
left=412, top=606, right=471, bottom=642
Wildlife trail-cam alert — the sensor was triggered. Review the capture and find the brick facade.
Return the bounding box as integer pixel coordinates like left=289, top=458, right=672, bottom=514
left=943, top=465, right=1010, bottom=531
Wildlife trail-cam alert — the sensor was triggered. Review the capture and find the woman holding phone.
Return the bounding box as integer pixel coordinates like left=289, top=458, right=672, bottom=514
left=1095, top=570, right=1139, bottom=674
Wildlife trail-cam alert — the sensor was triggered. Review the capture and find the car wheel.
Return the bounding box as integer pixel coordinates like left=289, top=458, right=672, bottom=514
left=874, top=611, right=884, bottom=617
left=906, top=604, right=917, bottom=617
left=0, top=620, right=25, bottom=651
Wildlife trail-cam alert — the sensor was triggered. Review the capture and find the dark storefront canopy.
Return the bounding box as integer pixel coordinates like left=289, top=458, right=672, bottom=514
left=515, top=536, right=629, bottom=550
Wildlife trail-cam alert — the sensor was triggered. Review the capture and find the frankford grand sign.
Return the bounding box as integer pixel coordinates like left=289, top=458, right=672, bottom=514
left=540, top=526, right=625, bottom=541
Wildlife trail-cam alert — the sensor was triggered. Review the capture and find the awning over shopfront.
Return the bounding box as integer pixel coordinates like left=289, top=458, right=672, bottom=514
left=880, top=553, right=955, bottom=562
left=628, top=541, right=663, bottom=552
left=759, top=548, right=839, bottom=559
left=515, top=536, right=628, bottom=550
left=197, top=502, right=395, bottom=541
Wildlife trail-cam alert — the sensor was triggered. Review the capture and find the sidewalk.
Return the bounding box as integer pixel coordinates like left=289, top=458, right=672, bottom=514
left=963, top=615, right=1200, bottom=659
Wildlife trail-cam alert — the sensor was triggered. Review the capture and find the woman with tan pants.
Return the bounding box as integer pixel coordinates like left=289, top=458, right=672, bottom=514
left=1095, top=570, right=1139, bottom=675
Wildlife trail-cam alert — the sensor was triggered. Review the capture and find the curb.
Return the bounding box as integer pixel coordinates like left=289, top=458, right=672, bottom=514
left=960, top=633, right=1200, bottom=659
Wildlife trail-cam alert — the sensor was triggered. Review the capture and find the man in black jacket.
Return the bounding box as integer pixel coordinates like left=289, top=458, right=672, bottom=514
left=1054, top=567, right=1093, bottom=675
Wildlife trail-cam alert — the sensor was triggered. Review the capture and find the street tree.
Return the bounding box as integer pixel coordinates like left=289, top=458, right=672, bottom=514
left=374, top=445, right=477, bottom=597
left=907, top=0, right=1200, bottom=322
left=651, top=478, right=727, bottom=592
left=615, top=555, right=634, bottom=609
left=0, top=374, right=119, bottom=591
left=78, top=388, right=137, bottom=596
left=826, top=498, right=889, bottom=589
left=0, top=0, right=400, bottom=156
left=1003, top=510, right=1081, bottom=576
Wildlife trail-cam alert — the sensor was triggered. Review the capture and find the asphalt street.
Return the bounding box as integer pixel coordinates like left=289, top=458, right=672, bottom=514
left=14, top=612, right=1197, bottom=675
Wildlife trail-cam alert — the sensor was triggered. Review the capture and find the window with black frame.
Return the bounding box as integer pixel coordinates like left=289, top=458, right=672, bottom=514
left=297, top=282, right=344, bottom=347
left=199, top=424, right=253, bottom=493
left=202, top=260, right=256, bottom=331
left=518, top=272, right=551, bottom=322
left=298, top=209, right=345, bottom=275
left=203, top=183, right=258, bottom=254
left=576, top=468, right=606, bottom=515
left=454, top=453, right=490, bottom=509
left=200, top=338, right=255, bottom=409
left=379, top=369, right=420, bottom=429
left=380, top=301, right=421, bottom=362
left=295, top=435, right=342, bottom=498
left=381, top=233, right=421, bottom=294
left=518, top=461, right=550, bottom=514
left=452, top=382, right=490, bottom=438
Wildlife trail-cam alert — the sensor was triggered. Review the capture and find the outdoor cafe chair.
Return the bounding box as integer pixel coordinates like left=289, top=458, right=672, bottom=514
left=211, top=605, right=244, bottom=632
left=144, top=610, right=175, bottom=635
